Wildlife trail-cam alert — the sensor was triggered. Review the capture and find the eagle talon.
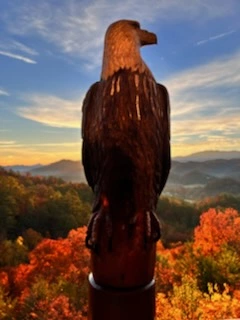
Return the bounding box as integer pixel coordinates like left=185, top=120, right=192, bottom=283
left=145, top=211, right=161, bottom=243
left=85, top=235, right=99, bottom=252
left=85, top=206, right=113, bottom=252
left=85, top=235, right=91, bottom=249
left=92, top=242, right=99, bottom=254
left=152, top=230, right=161, bottom=242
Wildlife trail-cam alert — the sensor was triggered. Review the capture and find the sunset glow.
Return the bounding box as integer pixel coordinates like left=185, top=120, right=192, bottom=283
left=0, top=1, right=240, bottom=165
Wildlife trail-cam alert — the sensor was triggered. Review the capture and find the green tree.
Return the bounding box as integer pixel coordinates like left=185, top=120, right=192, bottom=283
left=0, top=286, right=16, bottom=320
left=197, top=244, right=240, bottom=292
left=22, top=229, right=43, bottom=251
left=0, top=238, right=28, bottom=268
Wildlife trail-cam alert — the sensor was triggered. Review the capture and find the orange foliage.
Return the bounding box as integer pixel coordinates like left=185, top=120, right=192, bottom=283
left=1, top=210, right=240, bottom=319
left=155, top=241, right=183, bottom=291
left=7, top=227, right=90, bottom=320
left=8, top=227, right=90, bottom=320
left=0, top=271, right=9, bottom=291
left=194, top=208, right=240, bottom=255
left=13, top=226, right=90, bottom=295
left=155, top=241, right=199, bottom=293
left=156, top=280, right=240, bottom=320
left=26, top=295, right=84, bottom=320
left=154, top=208, right=240, bottom=319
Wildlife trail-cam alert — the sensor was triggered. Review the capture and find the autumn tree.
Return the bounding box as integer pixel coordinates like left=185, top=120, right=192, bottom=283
left=197, top=244, right=240, bottom=292
left=0, top=176, right=27, bottom=239
left=193, top=208, right=240, bottom=292
left=197, top=193, right=240, bottom=213
left=156, top=277, right=240, bottom=320
left=0, top=169, right=92, bottom=242
left=194, top=208, right=240, bottom=255
left=0, top=238, right=28, bottom=268
left=12, top=227, right=89, bottom=318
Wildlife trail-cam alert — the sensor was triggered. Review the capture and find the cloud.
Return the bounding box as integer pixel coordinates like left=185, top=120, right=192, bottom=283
left=196, top=29, right=236, bottom=46
left=0, top=88, right=9, bottom=96
left=165, top=50, right=240, bottom=95
left=15, top=49, right=240, bottom=156
left=17, top=94, right=83, bottom=128
left=29, top=142, right=81, bottom=147
left=0, top=39, right=38, bottom=56
left=172, top=136, right=240, bottom=157
left=0, top=50, right=37, bottom=64
left=2, top=0, right=239, bottom=69
left=1, top=0, right=239, bottom=159
left=10, top=40, right=38, bottom=56
left=161, top=50, right=240, bottom=156
left=0, top=141, right=82, bottom=165
left=0, top=141, right=80, bottom=149
left=0, top=140, right=16, bottom=146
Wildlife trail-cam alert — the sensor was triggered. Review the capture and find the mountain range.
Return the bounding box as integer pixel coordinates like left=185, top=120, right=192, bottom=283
left=3, top=151, right=240, bottom=200
left=174, top=150, right=240, bottom=162
left=165, top=158, right=240, bottom=200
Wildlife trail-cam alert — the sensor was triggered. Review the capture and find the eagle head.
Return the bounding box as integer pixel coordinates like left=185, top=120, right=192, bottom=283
left=101, top=20, right=157, bottom=80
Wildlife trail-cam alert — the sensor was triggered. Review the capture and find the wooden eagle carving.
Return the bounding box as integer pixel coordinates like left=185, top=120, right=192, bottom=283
left=82, top=20, right=170, bottom=252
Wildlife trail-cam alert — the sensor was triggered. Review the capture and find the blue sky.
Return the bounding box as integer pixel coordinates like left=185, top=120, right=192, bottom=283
left=0, top=0, right=240, bottom=165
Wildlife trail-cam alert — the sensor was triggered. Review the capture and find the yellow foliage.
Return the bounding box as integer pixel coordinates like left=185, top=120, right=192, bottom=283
left=156, top=278, right=240, bottom=320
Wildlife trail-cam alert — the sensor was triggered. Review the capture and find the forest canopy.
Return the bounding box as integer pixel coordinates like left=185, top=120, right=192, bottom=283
left=1, top=168, right=240, bottom=319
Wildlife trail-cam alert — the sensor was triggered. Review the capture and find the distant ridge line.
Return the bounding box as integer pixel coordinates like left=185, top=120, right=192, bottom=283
left=174, top=150, right=240, bottom=162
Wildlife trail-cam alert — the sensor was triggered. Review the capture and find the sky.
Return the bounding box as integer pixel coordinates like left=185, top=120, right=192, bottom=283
left=0, top=0, right=240, bottom=165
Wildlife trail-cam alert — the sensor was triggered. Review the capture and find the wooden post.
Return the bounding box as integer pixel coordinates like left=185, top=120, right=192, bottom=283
left=87, top=217, right=157, bottom=319
left=88, top=274, right=155, bottom=320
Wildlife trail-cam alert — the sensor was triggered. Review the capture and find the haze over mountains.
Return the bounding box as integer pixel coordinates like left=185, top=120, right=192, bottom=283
left=4, top=160, right=86, bottom=183
left=165, top=158, right=240, bottom=200
left=174, top=150, right=240, bottom=162
left=3, top=151, right=240, bottom=200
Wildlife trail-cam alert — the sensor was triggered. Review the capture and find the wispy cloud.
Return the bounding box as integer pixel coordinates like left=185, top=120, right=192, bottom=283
left=17, top=94, right=83, bottom=127
left=0, top=141, right=80, bottom=149
left=15, top=49, right=240, bottom=155
left=162, top=50, right=240, bottom=156
left=2, top=0, right=239, bottom=69
left=0, top=39, right=38, bottom=56
left=172, top=136, right=240, bottom=157
left=165, top=50, right=240, bottom=94
left=0, top=88, right=9, bottom=96
left=0, top=140, right=16, bottom=146
left=29, top=142, right=80, bottom=147
left=10, top=40, right=38, bottom=56
left=1, top=0, right=240, bottom=160
left=196, top=29, right=236, bottom=46
left=0, top=141, right=81, bottom=165
left=0, top=50, right=37, bottom=64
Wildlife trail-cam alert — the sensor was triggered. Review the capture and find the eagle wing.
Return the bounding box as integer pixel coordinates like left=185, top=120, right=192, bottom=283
left=81, top=78, right=170, bottom=200
left=81, top=81, right=100, bottom=191
left=156, top=83, right=171, bottom=195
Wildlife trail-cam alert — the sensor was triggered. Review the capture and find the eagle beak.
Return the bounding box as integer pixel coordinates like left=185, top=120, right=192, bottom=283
left=139, top=29, right=157, bottom=46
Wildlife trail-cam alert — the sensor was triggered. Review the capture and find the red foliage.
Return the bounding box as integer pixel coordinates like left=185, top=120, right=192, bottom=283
left=194, top=208, right=240, bottom=255
left=1, top=211, right=240, bottom=319
left=13, top=227, right=90, bottom=296
left=28, top=295, right=84, bottom=320
left=0, top=271, right=9, bottom=291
